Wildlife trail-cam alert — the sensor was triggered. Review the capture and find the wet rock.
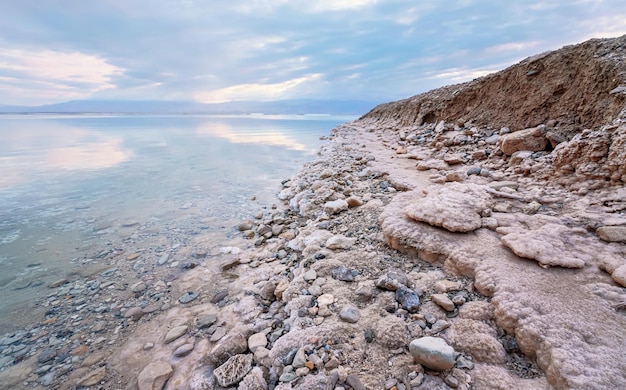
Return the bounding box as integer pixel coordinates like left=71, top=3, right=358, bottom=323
left=409, top=337, right=456, bottom=371
left=178, top=291, right=199, bottom=304
left=163, top=325, right=188, bottom=344
left=138, top=361, right=173, bottom=390
left=339, top=305, right=360, bottom=323
left=332, top=266, right=355, bottom=282
left=214, top=354, right=253, bottom=387
left=396, top=286, right=420, bottom=313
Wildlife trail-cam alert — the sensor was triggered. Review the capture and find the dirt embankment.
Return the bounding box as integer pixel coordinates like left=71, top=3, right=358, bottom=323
left=362, top=35, right=626, bottom=137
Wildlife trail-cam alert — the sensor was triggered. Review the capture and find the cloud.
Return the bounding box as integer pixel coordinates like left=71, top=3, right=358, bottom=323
left=0, top=48, right=123, bottom=105
left=194, top=73, right=322, bottom=103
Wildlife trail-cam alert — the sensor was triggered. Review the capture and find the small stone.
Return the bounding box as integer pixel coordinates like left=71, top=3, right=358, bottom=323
left=325, top=235, right=356, bottom=250
left=280, top=372, right=297, bottom=382
left=332, top=266, right=355, bottom=282
left=131, top=281, right=147, bottom=293
left=78, top=367, right=106, bottom=387
left=433, top=280, right=463, bottom=293
left=323, top=199, right=349, bottom=214
left=432, top=294, right=455, bottom=312
left=376, top=269, right=409, bottom=291
left=211, top=290, right=228, bottom=303
left=409, top=337, right=457, bottom=371
left=138, top=361, right=173, bottom=390
left=158, top=253, right=170, bottom=265
left=197, top=314, right=218, bottom=329
left=213, top=354, right=253, bottom=387
left=178, top=291, right=199, bottom=304
left=346, top=197, right=364, bottom=208
left=317, top=294, right=335, bottom=307
left=124, top=307, right=145, bottom=321
left=305, top=361, right=315, bottom=370
left=38, top=348, right=57, bottom=364
left=164, top=325, right=188, bottom=344
left=466, top=167, right=481, bottom=176
left=396, top=286, right=420, bottom=313
left=347, top=374, right=366, bottom=390
left=127, top=253, right=140, bottom=260
left=339, top=305, right=360, bottom=323
left=455, top=355, right=475, bottom=370
left=173, top=343, right=194, bottom=357
left=49, top=279, right=69, bottom=288
left=210, top=327, right=226, bottom=342
left=247, top=333, right=267, bottom=353
left=292, top=348, right=307, bottom=368
left=445, top=375, right=459, bottom=388
left=237, top=220, right=254, bottom=231
left=325, top=357, right=340, bottom=370
left=303, top=269, right=317, bottom=281
left=40, top=372, right=55, bottom=386
left=296, top=367, right=310, bottom=376
left=71, top=345, right=89, bottom=356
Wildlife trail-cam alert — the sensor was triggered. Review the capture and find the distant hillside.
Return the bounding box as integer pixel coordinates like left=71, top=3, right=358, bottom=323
left=0, top=99, right=379, bottom=115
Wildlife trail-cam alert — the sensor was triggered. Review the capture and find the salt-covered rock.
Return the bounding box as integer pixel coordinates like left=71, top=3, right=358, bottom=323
left=405, top=183, right=492, bottom=232
left=497, top=126, right=548, bottom=155
left=498, top=223, right=587, bottom=268
left=323, top=199, right=349, bottom=215
left=138, top=361, right=173, bottom=390
left=597, top=226, right=626, bottom=243
left=325, top=235, right=356, bottom=250
left=248, top=332, right=268, bottom=353
left=238, top=367, right=268, bottom=390
left=409, top=337, right=456, bottom=371
left=213, top=354, right=253, bottom=387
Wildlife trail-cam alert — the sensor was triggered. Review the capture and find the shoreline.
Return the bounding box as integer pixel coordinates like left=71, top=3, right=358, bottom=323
left=2, top=115, right=626, bottom=389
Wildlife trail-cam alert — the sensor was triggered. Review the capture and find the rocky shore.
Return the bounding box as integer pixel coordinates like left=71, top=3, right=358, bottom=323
left=2, top=35, right=626, bottom=390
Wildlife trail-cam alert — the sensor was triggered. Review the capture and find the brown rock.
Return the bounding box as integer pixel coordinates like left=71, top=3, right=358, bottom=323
left=77, top=367, right=106, bottom=387
left=138, top=361, right=173, bottom=390
left=498, top=126, right=548, bottom=155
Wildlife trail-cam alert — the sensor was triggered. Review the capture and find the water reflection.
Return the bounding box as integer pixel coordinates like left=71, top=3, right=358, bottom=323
left=0, top=121, right=130, bottom=189
left=194, top=121, right=310, bottom=151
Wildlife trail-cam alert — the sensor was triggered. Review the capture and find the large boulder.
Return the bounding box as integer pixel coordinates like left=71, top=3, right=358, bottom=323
left=498, top=125, right=548, bottom=155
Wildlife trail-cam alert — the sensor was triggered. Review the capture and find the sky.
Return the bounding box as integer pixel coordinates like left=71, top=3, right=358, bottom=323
left=0, top=0, right=625, bottom=106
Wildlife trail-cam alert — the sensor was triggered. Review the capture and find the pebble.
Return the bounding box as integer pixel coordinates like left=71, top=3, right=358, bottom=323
left=49, top=279, right=69, bottom=288
left=157, top=253, right=170, bottom=265
left=210, top=327, right=227, bottom=342
left=197, top=314, right=218, bottom=329
left=40, top=372, right=55, bottom=386
left=124, top=307, right=145, bottom=321
left=303, top=269, right=317, bottom=281
left=409, top=336, right=457, bottom=371
left=339, top=305, right=360, bottom=323
left=433, top=280, right=462, bottom=293
left=292, top=347, right=307, bottom=368
left=376, top=269, right=409, bottom=291
left=317, top=294, right=335, bottom=307
left=174, top=343, right=194, bottom=357
left=280, top=372, right=297, bottom=382
left=597, top=226, right=626, bottom=243
left=347, top=374, right=366, bottom=390
left=247, top=332, right=267, bottom=353
left=332, top=266, right=355, bottom=282
left=432, top=294, right=455, bottom=311
left=164, top=325, right=188, bottom=344
left=179, top=291, right=199, bottom=304
left=131, top=281, right=147, bottom=293
left=396, top=286, right=420, bottom=313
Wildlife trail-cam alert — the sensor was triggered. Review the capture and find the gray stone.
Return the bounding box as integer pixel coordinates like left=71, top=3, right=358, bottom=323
left=332, top=266, right=355, bottom=282
left=214, top=354, right=253, bottom=387
left=38, top=348, right=57, bottom=364
left=210, top=334, right=248, bottom=363
left=396, top=286, right=420, bottom=313
left=40, top=372, right=55, bottom=386
left=157, top=253, right=170, bottom=265
left=347, top=374, right=367, bottom=390
left=173, top=343, right=194, bottom=357
left=409, top=337, right=456, bottom=371
left=303, top=269, right=317, bottom=281
left=178, top=291, right=199, bottom=304
left=163, top=325, right=188, bottom=344
left=138, top=361, right=173, bottom=390
left=280, top=372, right=297, bottom=382
left=292, top=347, right=307, bottom=368
left=339, top=305, right=360, bottom=323
left=131, top=281, right=147, bottom=293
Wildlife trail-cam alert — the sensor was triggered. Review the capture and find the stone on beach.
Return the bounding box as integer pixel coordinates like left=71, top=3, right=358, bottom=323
left=138, top=361, right=173, bottom=390
left=323, top=199, right=349, bottom=214
left=409, top=337, right=457, bottom=371
left=325, top=235, right=356, bottom=250
left=213, top=354, right=253, bottom=387
left=497, top=126, right=548, bottom=155
left=163, top=325, right=188, bottom=344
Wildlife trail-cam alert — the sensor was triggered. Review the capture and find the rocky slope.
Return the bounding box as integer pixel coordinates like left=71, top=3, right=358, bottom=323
left=2, top=35, right=626, bottom=390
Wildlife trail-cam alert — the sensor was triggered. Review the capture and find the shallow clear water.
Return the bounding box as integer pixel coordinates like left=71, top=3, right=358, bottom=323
left=0, top=114, right=352, bottom=330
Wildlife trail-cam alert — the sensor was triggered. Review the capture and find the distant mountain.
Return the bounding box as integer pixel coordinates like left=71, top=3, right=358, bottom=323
left=0, top=99, right=379, bottom=115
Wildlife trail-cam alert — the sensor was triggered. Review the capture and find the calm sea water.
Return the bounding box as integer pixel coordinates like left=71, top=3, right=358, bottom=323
left=0, top=114, right=353, bottom=329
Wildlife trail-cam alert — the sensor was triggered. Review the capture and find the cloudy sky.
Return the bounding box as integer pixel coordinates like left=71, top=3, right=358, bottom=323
left=1, top=0, right=625, bottom=106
